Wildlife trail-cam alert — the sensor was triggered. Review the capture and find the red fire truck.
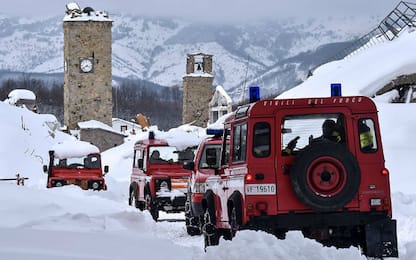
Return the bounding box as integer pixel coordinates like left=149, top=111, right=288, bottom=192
left=43, top=141, right=108, bottom=190
left=184, top=129, right=229, bottom=235
left=129, top=132, right=193, bottom=221
left=201, top=96, right=398, bottom=258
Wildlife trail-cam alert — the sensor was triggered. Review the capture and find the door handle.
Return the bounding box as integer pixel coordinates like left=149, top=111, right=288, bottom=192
left=222, top=187, right=229, bottom=191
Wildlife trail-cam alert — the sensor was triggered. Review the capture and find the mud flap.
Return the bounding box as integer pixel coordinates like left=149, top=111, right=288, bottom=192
left=365, top=218, right=398, bottom=258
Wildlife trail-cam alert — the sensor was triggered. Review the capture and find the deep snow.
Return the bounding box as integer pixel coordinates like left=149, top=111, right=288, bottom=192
left=1, top=26, right=416, bottom=260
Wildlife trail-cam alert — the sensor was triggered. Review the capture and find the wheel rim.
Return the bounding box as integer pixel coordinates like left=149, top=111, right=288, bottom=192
left=306, top=156, right=347, bottom=197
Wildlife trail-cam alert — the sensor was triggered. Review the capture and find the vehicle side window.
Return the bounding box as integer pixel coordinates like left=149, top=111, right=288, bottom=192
left=358, top=118, right=377, bottom=153
left=133, top=150, right=139, bottom=168
left=199, top=144, right=223, bottom=169
left=253, top=122, right=270, bottom=158
left=85, top=155, right=100, bottom=169
left=232, top=123, right=247, bottom=162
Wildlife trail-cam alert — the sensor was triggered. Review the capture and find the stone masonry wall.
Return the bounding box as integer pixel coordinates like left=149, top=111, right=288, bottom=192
left=182, top=76, right=213, bottom=127
left=63, top=21, right=112, bottom=129
left=80, top=128, right=124, bottom=152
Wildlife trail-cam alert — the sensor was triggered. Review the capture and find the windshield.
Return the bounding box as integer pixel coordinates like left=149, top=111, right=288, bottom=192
left=199, top=144, right=223, bottom=169
left=53, top=154, right=101, bottom=169
left=149, top=146, right=179, bottom=163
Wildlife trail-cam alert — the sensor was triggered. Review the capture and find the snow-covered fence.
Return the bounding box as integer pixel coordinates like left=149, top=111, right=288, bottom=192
left=0, top=174, right=28, bottom=186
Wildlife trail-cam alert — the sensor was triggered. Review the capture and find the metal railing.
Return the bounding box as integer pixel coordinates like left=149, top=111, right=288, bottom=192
left=309, top=1, right=416, bottom=75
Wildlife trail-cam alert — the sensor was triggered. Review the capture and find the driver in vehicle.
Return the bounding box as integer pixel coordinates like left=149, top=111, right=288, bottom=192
left=150, top=150, right=166, bottom=163
left=282, top=119, right=345, bottom=155
left=319, top=119, right=343, bottom=143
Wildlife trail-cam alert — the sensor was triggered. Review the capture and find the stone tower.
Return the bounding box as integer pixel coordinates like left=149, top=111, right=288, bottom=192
left=63, top=4, right=113, bottom=130
left=182, top=53, right=214, bottom=127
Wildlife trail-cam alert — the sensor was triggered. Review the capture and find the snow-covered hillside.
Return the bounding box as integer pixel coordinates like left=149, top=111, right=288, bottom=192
left=0, top=12, right=381, bottom=100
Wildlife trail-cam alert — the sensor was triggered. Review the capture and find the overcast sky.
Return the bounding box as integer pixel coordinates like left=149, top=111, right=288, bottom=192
left=2, top=0, right=400, bottom=22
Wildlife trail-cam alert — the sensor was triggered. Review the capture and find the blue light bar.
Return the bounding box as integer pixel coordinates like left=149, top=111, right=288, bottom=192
left=331, top=83, right=342, bottom=97
left=206, top=128, right=223, bottom=136
left=249, top=86, right=260, bottom=103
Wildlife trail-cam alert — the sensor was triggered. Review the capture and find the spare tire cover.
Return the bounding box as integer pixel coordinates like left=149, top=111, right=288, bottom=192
left=290, top=140, right=361, bottom=211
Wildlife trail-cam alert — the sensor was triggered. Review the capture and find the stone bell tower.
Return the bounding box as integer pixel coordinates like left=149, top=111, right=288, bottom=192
left=182, top=53, right=214, bottom=127
left=63, top=3, right=113, bottom=129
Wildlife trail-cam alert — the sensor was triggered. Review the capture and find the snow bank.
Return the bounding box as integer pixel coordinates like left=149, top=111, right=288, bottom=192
left=0, top=101, right=72, bottom=187
left=5, top=89, right=36, bottom=104
left=278, top=28, right=416, bottom=99
left=204, top=231, right=364, bottom=260
left=51, top=140, right=100, bottom=159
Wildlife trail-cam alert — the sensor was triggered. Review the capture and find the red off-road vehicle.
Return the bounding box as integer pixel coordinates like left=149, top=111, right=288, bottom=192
left=183, top=129, right=229, bottom=235
left=43, top=142, right=108, bottom=190
left=129, top=132, right=192, bottom=221
left=201, top=96, right=398, bottom=258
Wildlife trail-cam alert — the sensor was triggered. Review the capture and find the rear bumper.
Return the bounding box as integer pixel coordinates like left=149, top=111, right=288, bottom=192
left=246, top=210, right=390, bottom=230
left=245, top=211, right=398, bottom=258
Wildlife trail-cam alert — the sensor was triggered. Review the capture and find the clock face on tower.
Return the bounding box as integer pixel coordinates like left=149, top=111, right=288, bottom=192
left=80, top=58, right=94, bottom=73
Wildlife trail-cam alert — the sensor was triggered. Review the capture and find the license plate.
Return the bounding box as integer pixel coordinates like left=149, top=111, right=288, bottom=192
left=245, top=184, right=276, bottom=195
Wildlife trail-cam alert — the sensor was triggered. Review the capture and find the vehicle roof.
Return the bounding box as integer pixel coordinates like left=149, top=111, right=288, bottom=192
left=230, top=96, right=377, bottom=121
left=203, top=136, right=223, bottom=144
left=135, top=138, right=169, bottom=148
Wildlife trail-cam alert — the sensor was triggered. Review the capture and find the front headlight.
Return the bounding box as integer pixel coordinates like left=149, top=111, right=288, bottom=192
left=160, top=181, right=169, bottom=192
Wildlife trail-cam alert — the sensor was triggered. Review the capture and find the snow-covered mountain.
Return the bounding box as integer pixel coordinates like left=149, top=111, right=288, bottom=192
left=0, top=13, right=381, bottom=100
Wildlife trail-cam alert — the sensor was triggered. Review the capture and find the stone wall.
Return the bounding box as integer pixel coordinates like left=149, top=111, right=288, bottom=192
left=63, top=21, right=113, bottom=129
left=80, top=128, right=125, bottom=152
left=182, top=76, right=213, bottom=126
left=182, top=53, right=214, bottom=127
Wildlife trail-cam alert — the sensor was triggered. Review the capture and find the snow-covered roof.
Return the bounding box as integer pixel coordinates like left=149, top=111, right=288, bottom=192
left=51, top=140, right=100, bottom=159
left=207, top=112, right=233, bottom=130
left=63, top=4, right=112, bottom=22
left=6, top=89, right=36, bottom=104
left=210, top=85, right=232, bottom=106
left=78, top=120, right=124, bottom=136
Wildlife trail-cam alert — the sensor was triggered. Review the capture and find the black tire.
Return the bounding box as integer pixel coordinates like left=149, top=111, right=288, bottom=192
left=128, top=188, right=134, bottom=206
left=129, top=186, right=145, bottom=211
left=229, top=207, right=239, bottom=236
left=227, top=195, right=242, bottom=239
left=185, top=196, right=201, bottom=236
left=290, top=140, right=361, bottom=211
left=202, top=195, right=219, bottom=249
left=203, top=206, right=219, bottom=249
left=145, top=191, right=159, bottom=221
left=186, top=226, right=201, bottom=236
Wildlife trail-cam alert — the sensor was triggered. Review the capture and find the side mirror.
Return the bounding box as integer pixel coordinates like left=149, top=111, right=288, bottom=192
left=183, top=161, right=195, bottom=171
left=138, top=159, right=143, bottom=169
left=43, top=165, right=48, bottom=173
left=104, top=165, right=109, bottom=174
left=206, top=148, right=217, bottom=167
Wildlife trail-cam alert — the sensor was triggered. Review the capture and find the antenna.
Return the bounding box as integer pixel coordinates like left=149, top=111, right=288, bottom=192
left=240, top=54, right=250, bottom=103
